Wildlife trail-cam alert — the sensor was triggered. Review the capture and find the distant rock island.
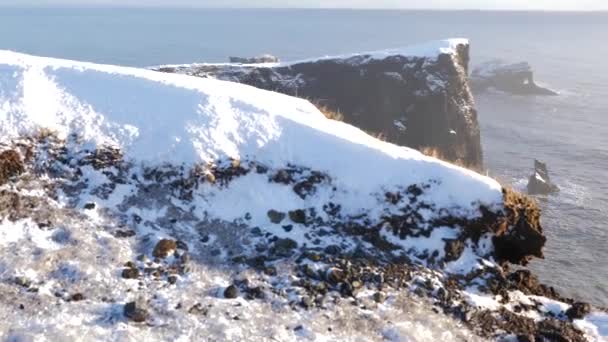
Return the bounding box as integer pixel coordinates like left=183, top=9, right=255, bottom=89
left=470, top=60, right=558, bottom=96
left=528, top=159, right=560, bottom=195
left=228, top=54, right=280, bottom=64
left=156, top=39, right=483, bottom=169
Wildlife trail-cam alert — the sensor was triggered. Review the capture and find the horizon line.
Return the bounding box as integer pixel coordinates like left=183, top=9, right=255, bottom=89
left=1, top=5, right=607, bottom=12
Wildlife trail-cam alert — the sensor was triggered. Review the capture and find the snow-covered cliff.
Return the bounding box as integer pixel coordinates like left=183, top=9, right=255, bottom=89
left=0, top=50, right=605, bottom=341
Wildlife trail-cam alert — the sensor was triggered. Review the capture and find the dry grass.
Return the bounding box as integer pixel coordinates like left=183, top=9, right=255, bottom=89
left=502, top=187, right=541, bottom=229
left=33, top=127, right=59, bottom=142
left=0, top=150, right=24, bottom=185
left=316, top=103, right=344, bottom=122
left=369, top=131, right=388, bottom=142
left=419, top=146, right=469, bottom=169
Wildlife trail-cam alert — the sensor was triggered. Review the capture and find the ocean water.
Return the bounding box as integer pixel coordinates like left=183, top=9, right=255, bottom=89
left=1, top=8, right=607, bottom=306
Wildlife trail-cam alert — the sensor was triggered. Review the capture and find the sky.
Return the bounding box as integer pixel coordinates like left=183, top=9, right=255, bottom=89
left=3, top=0, right=607, bottom=11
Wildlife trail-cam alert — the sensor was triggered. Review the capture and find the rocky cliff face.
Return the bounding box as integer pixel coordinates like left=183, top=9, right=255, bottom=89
left=156, top=40, right=483, bottom=169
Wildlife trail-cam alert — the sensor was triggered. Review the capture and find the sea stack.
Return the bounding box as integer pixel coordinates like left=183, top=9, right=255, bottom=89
left=527, top=159, right=560, bottom=195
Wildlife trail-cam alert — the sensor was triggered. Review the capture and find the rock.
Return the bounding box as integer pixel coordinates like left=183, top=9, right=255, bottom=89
left=566, top=302, right=591, bottom=320
left=0, top=150, right=24, bottom=185
left=470, top=60, right=558, bottom=96
left=272, top=238, right=299, bottom=256
left=245, top=286, right=265, bottom=300
left=156, top=41, right=483, bottom=168
left=516, top=335, right=535, bottom=342
left=267, top=210, right=286, bottom=224
left=300, top=296, right=314, bottom=309
left=167, top=275, right=178, bottom=285
left=288, top=209, right=306, bottom=224
left=115, top=229, right=136, bottom=238
left=121, top=267, right=140, bottom=279
left=152, top=239, right=177, bottom=258
left=527, top=160, right=559, bottom=195
left=124, top=302, right=148, bottom=323
left=14, top=276, right=31, bottom=288
left=373, top=292, right=386, bottom=303
left=83, top=202, right=96, bottom=210
left=229, top=54, right=279, bottom=64
left=324, top=245, right=342, bottom=255
left=326, top=268, right=345, bottom=285
left=224, top=285, right=239, bottom=299
left=444, top=239, right=465, bottom=262
left=175, top=240, right=189, bottom=251
left=70, top=293, right=85, bottom=301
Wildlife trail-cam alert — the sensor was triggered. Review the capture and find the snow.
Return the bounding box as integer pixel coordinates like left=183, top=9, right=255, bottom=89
left=0, top=49, right=501, bottom=215
left=155, top=38, right=469, bottom=69
left=576, top=312, right=608, bottom=341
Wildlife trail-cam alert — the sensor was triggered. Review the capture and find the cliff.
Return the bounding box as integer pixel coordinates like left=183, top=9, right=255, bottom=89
left=155, top=39, right=483, bottom=169
left=0, top=50, right=605, bottom=341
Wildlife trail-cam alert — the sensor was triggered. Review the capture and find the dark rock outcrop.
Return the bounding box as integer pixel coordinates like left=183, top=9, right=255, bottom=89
left=527, top=160, right=559, bottom=195
left=470, top=61, right=558, bottom=96
left=156, top=41, right=483, bottom=169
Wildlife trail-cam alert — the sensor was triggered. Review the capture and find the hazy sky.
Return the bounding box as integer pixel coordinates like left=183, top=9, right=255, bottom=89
left=3, top=0, right=608, bottom=11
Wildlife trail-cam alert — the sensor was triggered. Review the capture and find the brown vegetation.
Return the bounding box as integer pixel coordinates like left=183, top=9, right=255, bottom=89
left=0, top=150, right=24, bottom=185
left=420, top=146, right=469, bottom=168
left=315, top=103, right=344, bottom=122
left=493, top=187, right=545, bottom=265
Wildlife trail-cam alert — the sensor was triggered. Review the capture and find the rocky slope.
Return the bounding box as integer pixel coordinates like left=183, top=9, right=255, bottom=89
left=155, top=39, right=483, bottom=169
left=0, top=50, right=606, bottom=341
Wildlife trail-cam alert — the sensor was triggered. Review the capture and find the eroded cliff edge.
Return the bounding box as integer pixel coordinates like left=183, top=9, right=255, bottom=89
left=156, top=39, right=483, bottom=169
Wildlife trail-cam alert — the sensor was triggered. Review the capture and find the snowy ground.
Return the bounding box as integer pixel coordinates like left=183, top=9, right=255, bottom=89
left=0, top=50, right=606, bottom=341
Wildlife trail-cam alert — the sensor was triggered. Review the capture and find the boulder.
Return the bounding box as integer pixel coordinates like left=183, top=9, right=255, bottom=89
left=527, top=160, right=559, bottom=195
left=156, top=40, right=483, bottom=169
left=470, top=60, right=558, bottom=96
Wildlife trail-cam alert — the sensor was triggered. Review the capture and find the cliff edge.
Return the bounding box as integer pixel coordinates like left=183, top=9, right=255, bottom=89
left=156, top=39, right=483, bottom=169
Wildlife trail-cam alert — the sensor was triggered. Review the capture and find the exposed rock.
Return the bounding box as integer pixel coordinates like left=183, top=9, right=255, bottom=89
left=267, top=209, right=286, bottom=224
left=444, top=239, right=465, bottom=262
left=527, top=159, right=559, bottom=195
left=114, top=229, right=136, bottom=238
left=470, top=60, right=558, bottom=96
left=152, top=239, right=177, bottom=258
left=123, top=301, right=148, bottom=323
left=156, top=41, right=483, bottom=168
left=228, top=54, right=279, bottom=64
left=121, top=267, right=140, bottom=279
left=326, top=268, right=346, bottom=285
left=288, top=209, right=306, bottom=224
left=70, top=293, right=85, bottom=302
left=566, top=302, right=592, bottom=320
left=373, top=292, right=386, bottom=303
left=271, top=238, right=298, bottom=256
left=223, top=285, right=239, bottom=299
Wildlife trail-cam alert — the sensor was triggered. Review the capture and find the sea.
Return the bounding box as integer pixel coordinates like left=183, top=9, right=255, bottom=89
left=1, top=7, right=607, bottom=307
